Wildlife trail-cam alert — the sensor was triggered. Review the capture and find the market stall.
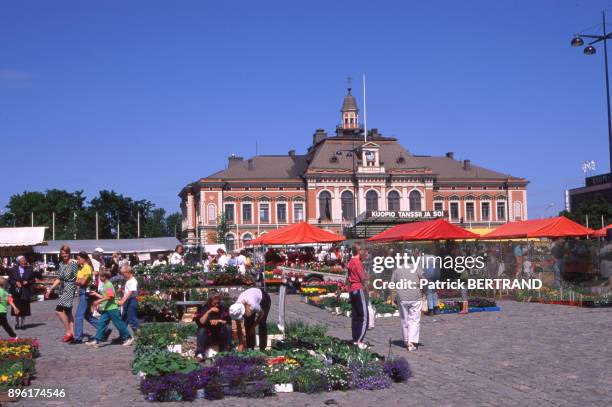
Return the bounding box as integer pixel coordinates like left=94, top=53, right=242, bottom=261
left=0, top=227, right=46, bottom=258
left=482, top=216, right=594, bottom=239
left=247, top=221, right=346, bottom=246
left=367, top=218, right=479, bottom=242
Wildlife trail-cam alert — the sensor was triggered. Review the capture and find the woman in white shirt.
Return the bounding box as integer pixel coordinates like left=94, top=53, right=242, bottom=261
left=217, top=249, right=228, bottom=268
left=169, top=245, right=185, bottom=265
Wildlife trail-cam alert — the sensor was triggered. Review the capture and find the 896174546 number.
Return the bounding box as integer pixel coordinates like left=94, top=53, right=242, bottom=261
left=8, top=388, right=66, bottom=398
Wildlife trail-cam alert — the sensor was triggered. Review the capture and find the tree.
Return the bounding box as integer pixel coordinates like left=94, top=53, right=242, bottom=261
left=216, top=212, right=230, bottom=245
left=165, top=212, right=182, bottom=238
left=559, top=193, right=612, bottom=228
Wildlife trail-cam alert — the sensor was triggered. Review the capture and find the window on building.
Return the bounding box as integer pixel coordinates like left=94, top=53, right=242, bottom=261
left=207, top=204, right=217, bottom=224
left=409, top=190, right=422, bottom=211
left=466, top=202, right=475, bottom=221
left=259, top=203, right=270, bottom=223
left=434, top=202, right=443, bottom=211
left=366, top=190, right=378, bottom=211
left=226, top=234, right=235, bottom=252
left=450, top=202, right=459, bottom=221
left=242, top=204, right=252, bottom=223
left=224, top=203, right=235, bottom=223
left=514, top=202, right=522, bottom=221
left=276, top=203, right=287, bottom=223
left=481, top=202, right=490, bottom=221
left=319, top=191, right=332, bottom=220
left=294, top=203, right=304, bottom=222
left=497, top=202, right=506, bottom=220
left=341, top=190, right=355, bottom=220
left=387, top=190, right=400, bottom=211
left=242, top=233, right=253, bottom=246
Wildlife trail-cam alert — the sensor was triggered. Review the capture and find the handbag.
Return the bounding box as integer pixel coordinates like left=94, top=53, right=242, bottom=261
left=367, top=301, right=376, bottom=329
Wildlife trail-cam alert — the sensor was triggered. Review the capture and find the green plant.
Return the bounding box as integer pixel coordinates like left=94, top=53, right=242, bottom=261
left=134, top=323, right=196, bottom=356
left=285, top=321, right=327, bottom=340
left=291, top=368, right=328, bottom=393
left=132, top=350, right=199, bottom=377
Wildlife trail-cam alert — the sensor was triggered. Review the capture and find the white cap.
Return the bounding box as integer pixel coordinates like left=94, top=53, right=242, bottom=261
left=229, top=303, right=245, bottom=320
left=94, top=248, right=104, bottom=253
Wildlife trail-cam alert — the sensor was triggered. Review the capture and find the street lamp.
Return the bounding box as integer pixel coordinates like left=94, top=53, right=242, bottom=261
left=571, top=10, right=612, bottom=173
left=336, top=146, right=360, bottom=229
left=543, top=203, right=555, bottom=219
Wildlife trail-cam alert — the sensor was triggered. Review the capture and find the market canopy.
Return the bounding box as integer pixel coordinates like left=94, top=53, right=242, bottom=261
left=483, top=216, right=594, bottom=239
left=367, top=218, right=479, bottom=242
left=594, top=224, right=612, bottom=237
left=247, top=222, right=346, bottom=246
left=34, top=237, right=181, bottom=255
left=0, top=227, right=47, bottom=256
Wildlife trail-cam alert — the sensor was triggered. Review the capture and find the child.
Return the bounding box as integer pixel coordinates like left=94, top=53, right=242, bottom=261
left=87, top=270, right=133, bottom=347
left=0, top=277, right=19, bottom=338
left=117, top=265, right=140, bottom=334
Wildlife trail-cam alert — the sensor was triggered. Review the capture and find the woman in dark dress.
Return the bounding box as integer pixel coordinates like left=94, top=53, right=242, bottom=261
left=8, top=255, right=35, bottom=330
left=194, top=294, right=232, bottom=361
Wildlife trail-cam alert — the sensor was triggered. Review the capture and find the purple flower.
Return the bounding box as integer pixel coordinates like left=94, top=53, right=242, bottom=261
left=383, top=357, right=411, bottom=382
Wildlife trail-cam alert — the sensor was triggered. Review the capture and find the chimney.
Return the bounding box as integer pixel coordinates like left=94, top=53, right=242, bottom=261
left=312, top=129, right=327, bottom=145
left=446, top=152, right=454, bottom=159
left=248, top=158, right=254, bottom=170
left=228, top=154, right=244, bottom=167
left=288, top=149, right=295, bottom=157
left=463, top=159, right=471, bottom=170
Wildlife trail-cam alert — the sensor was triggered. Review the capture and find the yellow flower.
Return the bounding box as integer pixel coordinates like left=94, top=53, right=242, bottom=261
left=0, top=375, right=8, bottom=382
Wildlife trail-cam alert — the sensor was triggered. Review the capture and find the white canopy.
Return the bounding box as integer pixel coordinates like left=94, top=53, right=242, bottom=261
left=0, top=227, right=46, bottom=247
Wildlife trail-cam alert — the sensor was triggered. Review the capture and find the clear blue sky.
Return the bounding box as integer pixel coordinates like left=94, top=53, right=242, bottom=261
left=2, top=0, right=612, bottom=218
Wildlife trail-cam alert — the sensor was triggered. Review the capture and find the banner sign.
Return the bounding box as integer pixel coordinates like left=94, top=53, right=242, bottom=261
left=366, top=210, right=447, bottom=220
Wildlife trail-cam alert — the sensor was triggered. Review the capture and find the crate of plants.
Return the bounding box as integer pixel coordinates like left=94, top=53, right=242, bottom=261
left=135, top=321, right=411, bottom=402
left=437, top=298, right=499, bottom=314
left=0, top=338, right=40, bottom=401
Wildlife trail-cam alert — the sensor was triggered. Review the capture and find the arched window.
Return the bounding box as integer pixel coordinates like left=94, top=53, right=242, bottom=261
left=366, top=190, right=378, bottom=211
left=242, top=233, right=253, bottom=246
left=341, top=191, right=355, bottom=220
left=409, top=190, right=422, bottom=211
left=207, top=203, right=217, bottom=224
left=225, top=234, right=235, bottom=252
left=319, top=191, right=332, bottom=220
left=387, top=190, right=400, bottom=211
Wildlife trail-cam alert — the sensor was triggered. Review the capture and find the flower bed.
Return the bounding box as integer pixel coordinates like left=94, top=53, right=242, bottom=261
left=436, top=298, right=498, bottom=314
left=0, top=338, right=40, bottom=398
left=133, top=321, right=410, bottom=402
left=304, top=294, right=400, bottom=318
left=516, top=287, right=612, bottom=308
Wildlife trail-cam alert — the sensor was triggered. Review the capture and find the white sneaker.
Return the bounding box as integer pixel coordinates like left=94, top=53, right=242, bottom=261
left=407, top=342, right=417, bottom=351
left=122, top=338, right=134, bottom=346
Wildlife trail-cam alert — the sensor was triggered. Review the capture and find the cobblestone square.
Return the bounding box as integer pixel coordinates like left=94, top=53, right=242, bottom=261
left=10, top=294, right=612, bottom=407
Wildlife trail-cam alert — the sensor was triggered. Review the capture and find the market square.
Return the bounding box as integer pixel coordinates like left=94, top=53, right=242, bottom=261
left=2, top=2, right=612, bottom=406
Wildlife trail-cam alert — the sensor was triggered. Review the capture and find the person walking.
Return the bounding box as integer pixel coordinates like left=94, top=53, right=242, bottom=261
left=8, top=255, right=35, bottom=330
left=391, top=256, right=424, bottom=351
left=0, top=277, right=19, bottom=338
left=422, top=249, right=441, bottom=316
left=46, top=245, right=78, bottom=342
left=118, top=265, right=140, bottom=334
left=87, top=270, right=133, bottom=347
left=229, top=287, right=271, bottom=351
left=72, top=251, right=100, bottom=344
left=346, top=243, right=369, bottom=349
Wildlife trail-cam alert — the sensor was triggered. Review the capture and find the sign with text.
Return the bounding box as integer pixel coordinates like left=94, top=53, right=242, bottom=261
left=366, top=210, right=447, bottom=219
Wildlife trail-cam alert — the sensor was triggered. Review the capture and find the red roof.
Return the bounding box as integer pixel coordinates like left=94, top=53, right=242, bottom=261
left=594, top=224, right=612, bottom=237
left=367, top=218, right=479, bottom=242
left=484, top=216, right=594, bottom=239
left=247, top=222, right=346, bottom=245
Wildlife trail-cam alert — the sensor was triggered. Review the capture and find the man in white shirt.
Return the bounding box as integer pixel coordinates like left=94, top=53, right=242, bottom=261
left=230, top=287, right=271, bottom=351
left=169, top=245, right=185, bottom=265
left=217, top=249, right=228, bottom=268
left=152, top=254, right=167, bottom=267
left=236, top=251, right=247, bottom=274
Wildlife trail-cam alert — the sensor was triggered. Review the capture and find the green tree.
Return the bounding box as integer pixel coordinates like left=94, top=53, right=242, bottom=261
left=165, top=212, right=182, bottom=238
left=216, top=212, right=229, bottom=245
left=559, top=194, right=612, bottom=228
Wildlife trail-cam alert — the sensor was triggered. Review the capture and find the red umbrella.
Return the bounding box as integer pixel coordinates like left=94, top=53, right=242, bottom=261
left=367, top=218, right=479, bottom=242
left=594, top=224, right=612, bottom=237
left=247, top=222, right=346, bottom=246
left=484, top=216, right=594, bottom=239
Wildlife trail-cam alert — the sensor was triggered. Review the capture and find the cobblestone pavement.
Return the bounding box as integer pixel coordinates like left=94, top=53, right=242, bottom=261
left=7, top=295, right=612, bottom=407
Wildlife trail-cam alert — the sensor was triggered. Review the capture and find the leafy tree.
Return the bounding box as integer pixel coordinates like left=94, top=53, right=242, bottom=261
left=559, top=193, right=612, bottom=228
left=216, top=212, right=230, bottom=245
left=165, top=212, right=182, bottom=238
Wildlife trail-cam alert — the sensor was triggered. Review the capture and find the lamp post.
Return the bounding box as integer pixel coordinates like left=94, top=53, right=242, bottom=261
left=572, top=10, right=612, bottom=173
left=543, top=203, right=555, bottom=219
left=336, top=146, right=360, bottom=232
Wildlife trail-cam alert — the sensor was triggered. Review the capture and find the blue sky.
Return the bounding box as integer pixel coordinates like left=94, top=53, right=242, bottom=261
left=1, top=0, right=612, bottom=218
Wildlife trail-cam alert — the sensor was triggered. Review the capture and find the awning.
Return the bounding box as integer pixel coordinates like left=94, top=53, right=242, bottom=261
left=247, top=222, right=346, bottom=246
left=483, top=216, right=594, bottom=239
left=594, top=224, right=612, bottom=237
left=367, top=218, right=479, bottom=242
left=34, top=237, right=181, bottom=255
left=0, top=227, right=46, bottom=247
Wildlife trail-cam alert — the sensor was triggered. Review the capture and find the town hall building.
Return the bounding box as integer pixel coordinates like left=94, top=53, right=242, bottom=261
left=180, top=87, right=529, bottom=250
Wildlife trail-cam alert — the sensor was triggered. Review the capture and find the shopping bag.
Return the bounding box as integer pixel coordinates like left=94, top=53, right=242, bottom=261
left=367, top=301, right=376, bottom=329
